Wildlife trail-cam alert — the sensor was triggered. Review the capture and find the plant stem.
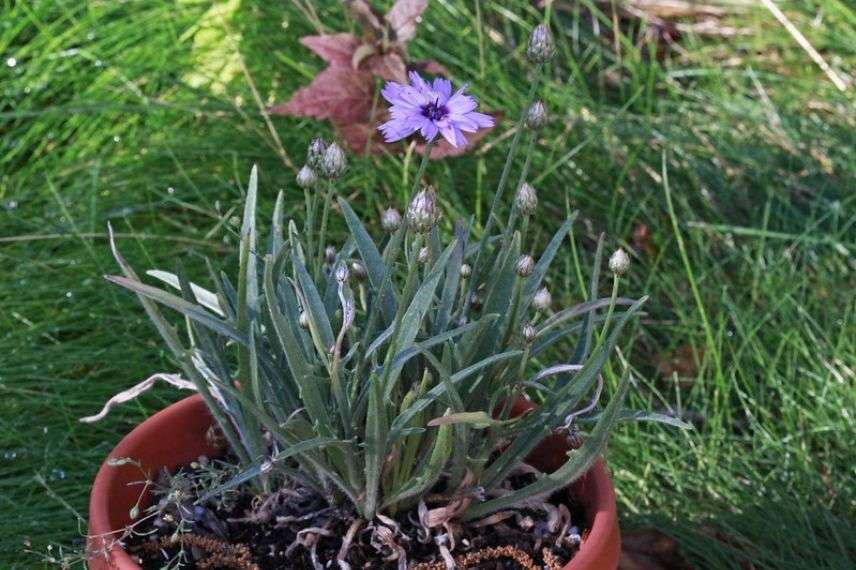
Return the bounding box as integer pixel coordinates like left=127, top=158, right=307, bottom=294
left=315, top=178, right=334, bottom=281
left=467, top=65, right=544, bottom=312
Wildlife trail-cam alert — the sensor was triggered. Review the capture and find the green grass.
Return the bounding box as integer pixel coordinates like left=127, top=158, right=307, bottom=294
left=2, top=0, right=854, bottom=568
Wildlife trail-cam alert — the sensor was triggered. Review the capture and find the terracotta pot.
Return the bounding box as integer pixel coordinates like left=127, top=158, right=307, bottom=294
left=88, top=395, right=620, bottom=569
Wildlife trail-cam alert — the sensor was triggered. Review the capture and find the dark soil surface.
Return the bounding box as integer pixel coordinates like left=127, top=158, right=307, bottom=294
left=126, top=456, right=589, bottom=569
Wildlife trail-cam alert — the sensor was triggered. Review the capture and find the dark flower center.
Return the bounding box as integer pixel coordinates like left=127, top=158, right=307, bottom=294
left=421, top=100, right=449, bottom=122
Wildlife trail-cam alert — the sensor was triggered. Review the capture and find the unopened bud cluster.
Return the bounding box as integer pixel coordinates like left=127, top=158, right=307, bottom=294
left=407, top=187, right=440, bottom=233
left=526, top=24, right=555, bottom=64
left=515, top=182, right=538, bottom=216
left=515, top=255, right=534, bottom=277
left=301, top=138, right=347, bottom=182
left=525, top=101, right=548, bottom=130
left=533, top=286, right=552, bottom=311
left=609, top=248, right=630, bottom=275
left=381, top=207, right=402, bottom=233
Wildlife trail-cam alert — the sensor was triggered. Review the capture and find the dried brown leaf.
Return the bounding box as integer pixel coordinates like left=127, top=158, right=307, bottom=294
left=619, top=529, right=692, bottom=570
left=269, top=66, right=373, bottom=125
left=366, top=52, right=408, bottom=82
left=299, top=34, right=361, bottom=67
left=387, top=0, right=429, bottom=43
left=633, top=222, right=657, bottom=257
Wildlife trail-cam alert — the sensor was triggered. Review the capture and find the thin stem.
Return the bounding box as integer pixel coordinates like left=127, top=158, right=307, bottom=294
left=467, top=65, right=544, bottom=311
left=315, top=179, right=334, bottom=280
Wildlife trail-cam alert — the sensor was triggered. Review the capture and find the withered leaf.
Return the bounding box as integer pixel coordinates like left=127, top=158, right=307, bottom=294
left=366, top=51, right=408, bottom=82
left=299, top=34, right=360, bottom=67
left=387, top=0, right=430, bottom=43
left=633, top=223, right=657, bottom=257
left=619, top=529, right=692, bottom=570
left=269, top=66, right=373, bottom=125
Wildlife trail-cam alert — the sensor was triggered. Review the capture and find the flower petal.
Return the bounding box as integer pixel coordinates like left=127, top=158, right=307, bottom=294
left=432, top=78, right=452, bottom=101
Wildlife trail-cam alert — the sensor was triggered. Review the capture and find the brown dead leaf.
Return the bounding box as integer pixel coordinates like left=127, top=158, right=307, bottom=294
left=299, top=34, right=361, bottom=67
left=366, top=51, right=408, bottom=82
left=656, top=344, right=705, bottom=382
left=387, top=0, right=430, bottom=43
left=633, top=223, right=656, bottom=257
left=701, top=526, right=756, bottom=570
left=269, top=66, right=373, bottom=125
left=619, top=529, right=692, bottom=570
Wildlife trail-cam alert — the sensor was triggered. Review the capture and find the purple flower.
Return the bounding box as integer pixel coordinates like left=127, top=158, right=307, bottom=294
left=378, top=72, right=494, bottom=148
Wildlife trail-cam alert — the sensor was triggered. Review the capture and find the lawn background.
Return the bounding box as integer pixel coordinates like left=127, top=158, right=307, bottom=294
left=1, top=1, right=854, bottom=568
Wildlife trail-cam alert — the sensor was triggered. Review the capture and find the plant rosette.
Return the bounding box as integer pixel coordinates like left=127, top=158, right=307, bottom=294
left=83, top=22, right=687, bottom=570
left=87, top=395, right=620, bottom=569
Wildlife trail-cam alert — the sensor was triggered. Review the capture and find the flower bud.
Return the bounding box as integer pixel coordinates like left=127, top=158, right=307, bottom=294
left=515, top=182, right=538, bottom=216
left=407, top=187, right=439, bottom=233
left=321, top=142, right=347, bottom=178
left=325, top=245, right=337, bottom=265
left=566, top=422, right=584, bottom=450
left=298, top=311, right=310, bottom=329
left=306, top=137, right=327, bottom=169
left=459, top=263, right=472, bottom=278
left=533, top=286, right=552, bottom=311
left=381, top=207, right=402, bottom=233
left=469, top=292, right=482, bottom=310
left=334, top=264, right=349, bottom=283
left=296, top=165, right=317, bottom=189
left=609, top=248, right=630, bottom=275
left=525, top=101, right=548, bottom=130
left=522, top=322, right=537, bottom=344
left=417, top=247, right=430, bottom=264
left=526, top=24, right=555, bottom=64
left=515, top=254, right=535, bottom=277
left=350, top=261, right=367, bottom=281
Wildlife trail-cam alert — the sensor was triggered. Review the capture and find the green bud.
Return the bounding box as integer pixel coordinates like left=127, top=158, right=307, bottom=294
left=526, top=24, right=555, bottom=64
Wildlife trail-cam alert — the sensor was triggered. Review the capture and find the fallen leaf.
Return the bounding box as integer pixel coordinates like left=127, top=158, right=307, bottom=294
left=337, top=121, right=386, bottom=155
left=413, top=59, right=450, bottom=77
left=656, top=344, right=705, bottom=383
left=269, top=66, right=373, bottom=125
left=633, top=223, right=656, bottom=257
left=619, top=529, right=692, bottom=570
left=387, top=0, right=430, bottom=43
left=299, top=34, right=361, bottom=67
left=701, top=526, right=756, bottom=570
left=366, top=52, right=408, bottom=82
left=345, top=0, right=386, bottom=40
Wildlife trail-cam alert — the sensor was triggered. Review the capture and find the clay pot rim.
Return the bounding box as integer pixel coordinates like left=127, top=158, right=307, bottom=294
left=88, top=394, right=618, bottom=569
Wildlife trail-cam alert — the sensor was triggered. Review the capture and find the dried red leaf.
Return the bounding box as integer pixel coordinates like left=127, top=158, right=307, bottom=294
left=269, top=66, right=373, bottom=125
left=346, top=0, right=386, bottom=39
left=412, top=59, right=450, bottom=77
left=299, top=34, right=361, bottom=67
left=387, top=0, right=429, bottom=43
left=619, top=529, right=692, bottom=570
left=633, top=222, right=656, bottom=257
left=656, top=344, right=705, bottom=381
left=366, top=52, right=408, bottom=82
left=337, top=122, right=386, bottom=155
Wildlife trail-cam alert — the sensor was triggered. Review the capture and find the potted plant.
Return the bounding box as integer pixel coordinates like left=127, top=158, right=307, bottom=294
left=85, top=24, right=685, bottom=570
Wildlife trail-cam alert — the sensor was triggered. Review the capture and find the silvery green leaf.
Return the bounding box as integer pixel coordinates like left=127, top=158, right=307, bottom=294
left=105, top=275, right=246, bottom=345
left=382, top=241, right=457, bottom=399
left=292, top=254, right=335, bottom=353
left=569, top=233, right=605, bottom=367
left=463, top=367, right=632, bottom=521
left=581, top=409, right=693, bottom=430
left=521, top=216, right=575, bottom=310
left=145, top=270, right=224, bottom=316
left=338, top=198, right=396, bottom=323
